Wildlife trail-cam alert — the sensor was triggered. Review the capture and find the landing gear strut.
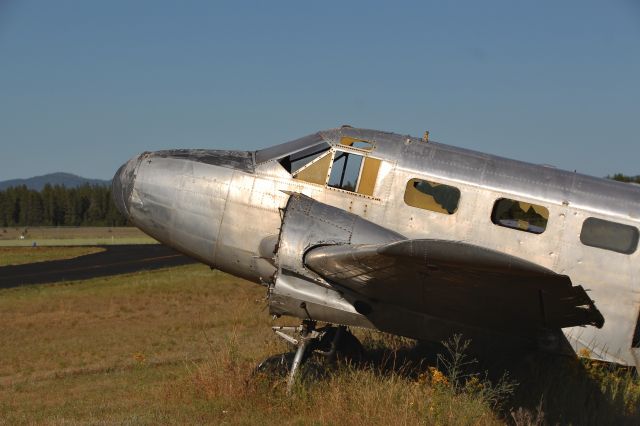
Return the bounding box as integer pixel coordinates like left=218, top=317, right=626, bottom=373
left=286, top=320, right=318, bottom=391
left=264, top=320, right=363, bottom=393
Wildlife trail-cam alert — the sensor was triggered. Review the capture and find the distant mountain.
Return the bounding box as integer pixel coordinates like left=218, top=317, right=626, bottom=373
left=0, top=173, right=110, bottom=191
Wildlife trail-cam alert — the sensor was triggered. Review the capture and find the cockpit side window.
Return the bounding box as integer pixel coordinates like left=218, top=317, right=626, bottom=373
left=292, top=151, right=333, bottom=185
left=279, top=142, right=331, bottom=174
left=327, top=150, right=381, bottom=196
left=328, top=151, right=363, bottom=192
left=286, top=145, right=381, bottom=197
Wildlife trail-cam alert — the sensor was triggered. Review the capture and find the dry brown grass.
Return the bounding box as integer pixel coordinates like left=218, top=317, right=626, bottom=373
left=0, top=265, right=268, bottom=388
left=1, top=260, right=638, bottom=425
left=0, top=246, right=105, bottom=266
left=0, top=264, right=504, bottom=425
left=173, top=343, right=504, bottom=425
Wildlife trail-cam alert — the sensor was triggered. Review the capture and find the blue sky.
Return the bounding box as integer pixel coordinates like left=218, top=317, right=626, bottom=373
left=1, top=0, right=639, bottom=181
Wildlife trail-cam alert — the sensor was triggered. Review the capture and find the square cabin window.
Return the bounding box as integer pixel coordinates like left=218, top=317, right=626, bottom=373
left=404, top=178, right=460, bottom=214
left=580, top=217, right=639, bottom=255
left=491, top=198, right=548, bottom=234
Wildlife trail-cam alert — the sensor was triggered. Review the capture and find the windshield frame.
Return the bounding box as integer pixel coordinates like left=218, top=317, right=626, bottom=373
left=255, top=132, right=326, bottom=164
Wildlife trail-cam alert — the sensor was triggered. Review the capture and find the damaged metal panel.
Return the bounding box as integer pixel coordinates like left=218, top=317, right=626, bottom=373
left=305, top=238, right=604, bottom=332
left=112, top=153, right=144, bottom=217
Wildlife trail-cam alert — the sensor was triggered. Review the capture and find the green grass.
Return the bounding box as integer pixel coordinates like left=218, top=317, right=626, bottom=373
left=0, top=226, right=157, bottom=246
left=0, top=246, right=105, bottom=266
left=0, top=261, right=638, bottom=425
left=0, top=237, right=155, bottom=246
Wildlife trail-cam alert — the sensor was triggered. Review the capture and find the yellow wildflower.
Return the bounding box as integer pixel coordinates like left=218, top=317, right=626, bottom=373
left=429, top=366, right=449, bottom=386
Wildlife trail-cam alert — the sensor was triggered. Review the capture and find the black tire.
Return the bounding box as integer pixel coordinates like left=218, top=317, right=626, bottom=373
left=252, top=351, right=328, bottom=381
left=253, top=352, right=295, bottom=378
left=316, top=327, right=365, bottom=363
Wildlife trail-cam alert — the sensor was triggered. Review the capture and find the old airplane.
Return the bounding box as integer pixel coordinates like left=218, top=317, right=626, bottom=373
left=112, top=126, right=640, bottom=386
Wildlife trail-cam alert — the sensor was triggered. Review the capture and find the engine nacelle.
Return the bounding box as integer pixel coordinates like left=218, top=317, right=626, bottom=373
left=268, top=193, right=404, bottom=327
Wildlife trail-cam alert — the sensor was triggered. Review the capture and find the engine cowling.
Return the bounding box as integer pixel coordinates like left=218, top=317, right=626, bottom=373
left=268, top=193, right=404, bottom=326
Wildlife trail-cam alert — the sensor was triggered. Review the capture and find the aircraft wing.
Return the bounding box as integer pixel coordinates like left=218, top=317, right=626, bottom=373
left=304, top=239, right=604, bottom=333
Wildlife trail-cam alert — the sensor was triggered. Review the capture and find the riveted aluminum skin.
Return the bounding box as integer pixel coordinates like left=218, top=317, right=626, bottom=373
left=113, top=126, right=640, bottom=369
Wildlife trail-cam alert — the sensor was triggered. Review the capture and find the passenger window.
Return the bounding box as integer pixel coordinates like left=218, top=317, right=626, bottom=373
left=404, top=178, right=460, bottom=214
left=491, top=198, right=548, bottom=234
left=340, top=137, right=374, bottom=151
left=580, top=217, right=639, bottom=255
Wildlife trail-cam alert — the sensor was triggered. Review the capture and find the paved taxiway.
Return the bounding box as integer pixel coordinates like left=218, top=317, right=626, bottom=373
left=0, top=244, right=197, bottom=289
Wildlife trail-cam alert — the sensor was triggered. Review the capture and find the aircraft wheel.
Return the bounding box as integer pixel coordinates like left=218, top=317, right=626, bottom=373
left=252, top=352, right=327, bottom=381
left=253, top=352, right=294, bottom=378
left=253, top=325, right=364, bottom=387
left=316, top=326, right=364, bottom=363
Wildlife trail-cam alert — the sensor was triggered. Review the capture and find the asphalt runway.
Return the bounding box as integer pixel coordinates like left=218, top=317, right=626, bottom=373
left=0, top=244, right=198, bottom=289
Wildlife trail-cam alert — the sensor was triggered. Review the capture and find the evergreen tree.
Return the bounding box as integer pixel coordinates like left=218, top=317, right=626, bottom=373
left=27, top=190, right=44, bottom=225
left=0, top=183, right=128, bottom=227
left=609, top=173, right=640, bottom=184
left=0, top=191, right=7, bottom=227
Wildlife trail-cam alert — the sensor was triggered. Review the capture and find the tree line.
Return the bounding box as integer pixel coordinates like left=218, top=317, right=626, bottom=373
left=0, top=173, right=638, bottom=228
left=0, top=184, right=127, bottom=227
left=609, top=174, right=640, bottom=184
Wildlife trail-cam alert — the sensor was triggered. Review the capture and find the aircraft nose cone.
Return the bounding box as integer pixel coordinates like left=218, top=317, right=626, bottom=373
left=112, top=154, right=141, bottom=218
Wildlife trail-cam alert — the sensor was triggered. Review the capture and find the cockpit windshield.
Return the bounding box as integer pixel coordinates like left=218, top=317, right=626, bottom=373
left=255, top=132, right=326, bottom=165
left=279, top=142, right=331, bottom=174
left=259, top=132, right=381, bottom=197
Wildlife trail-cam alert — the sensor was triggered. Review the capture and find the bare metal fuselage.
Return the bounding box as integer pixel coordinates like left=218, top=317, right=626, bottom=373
left=113, top=127, right=640, bottom=368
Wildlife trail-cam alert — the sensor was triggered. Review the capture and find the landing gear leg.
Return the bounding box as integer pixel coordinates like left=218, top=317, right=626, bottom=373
left=286, top=320, right=315, bottom=392
left=266, top=321, right=364, bottom=393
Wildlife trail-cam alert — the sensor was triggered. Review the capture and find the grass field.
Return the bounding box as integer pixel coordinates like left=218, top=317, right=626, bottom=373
left=1, top=248, right=639, bottom=425
left=0, top=246, right=105, bottom=266
left=0, top=227, right=156, bottom=246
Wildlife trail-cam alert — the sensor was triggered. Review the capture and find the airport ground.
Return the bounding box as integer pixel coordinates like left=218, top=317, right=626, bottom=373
left=0, top=230, right=639, bottom=425
left=0, top=227, right=155, bottom=246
